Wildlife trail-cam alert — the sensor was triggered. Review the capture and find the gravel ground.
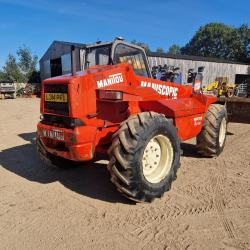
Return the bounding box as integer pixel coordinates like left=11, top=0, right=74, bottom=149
left=0, top=98, right=250, bottom=250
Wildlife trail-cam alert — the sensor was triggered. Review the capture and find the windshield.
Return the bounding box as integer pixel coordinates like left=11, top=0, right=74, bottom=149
left=113, top=44, right=149, bottom=77
left=85, top=46, right=111, bottom=68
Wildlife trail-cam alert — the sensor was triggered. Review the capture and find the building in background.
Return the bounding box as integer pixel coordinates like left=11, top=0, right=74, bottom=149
left=148, top=52, right=250, bottom=85
left=39, top=41, right=85, bottom=80
left=40, top=40, right=250, bottom=85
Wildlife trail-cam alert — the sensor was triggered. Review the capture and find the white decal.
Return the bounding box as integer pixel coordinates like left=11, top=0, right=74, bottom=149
left=97, top=73, right=124, bottom=88
left=141, top=81, right=178, bottom=99
left=194, top=116, right=203, bottom=126
left=194, top=80, right=201, bottom=92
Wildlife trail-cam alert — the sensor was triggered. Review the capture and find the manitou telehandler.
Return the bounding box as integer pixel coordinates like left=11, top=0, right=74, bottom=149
left=37, top=38, right=227, bottom=202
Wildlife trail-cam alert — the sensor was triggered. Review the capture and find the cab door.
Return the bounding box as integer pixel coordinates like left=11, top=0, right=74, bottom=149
left=111, top=41, right=152, bottom=78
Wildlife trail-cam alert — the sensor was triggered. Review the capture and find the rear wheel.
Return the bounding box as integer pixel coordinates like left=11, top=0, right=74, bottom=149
left=108, top=112, right=181, bottom=202
left=196, top=104, right=227, bottom=157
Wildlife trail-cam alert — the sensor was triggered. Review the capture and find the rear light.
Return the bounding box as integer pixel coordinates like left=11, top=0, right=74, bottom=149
left=41, top=114, right=85, bottom=128
left=69, top=118, right=85, bottom=127
left=97, top=90, right=123, bottom=100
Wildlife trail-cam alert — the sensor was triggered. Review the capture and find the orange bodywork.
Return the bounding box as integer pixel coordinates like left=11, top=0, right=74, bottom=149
left=37, top=63, right=217, bottom=161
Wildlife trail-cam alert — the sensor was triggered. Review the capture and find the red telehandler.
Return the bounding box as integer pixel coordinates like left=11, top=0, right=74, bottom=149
left=37, top=39, right=227, bottom=202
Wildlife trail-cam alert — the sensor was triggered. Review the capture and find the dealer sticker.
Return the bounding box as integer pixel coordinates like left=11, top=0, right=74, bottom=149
left=194, top=116, right=203, bottom=126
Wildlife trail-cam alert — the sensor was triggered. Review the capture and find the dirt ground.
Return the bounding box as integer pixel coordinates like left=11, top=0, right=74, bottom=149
left=0, top=98, right=250, bottom=250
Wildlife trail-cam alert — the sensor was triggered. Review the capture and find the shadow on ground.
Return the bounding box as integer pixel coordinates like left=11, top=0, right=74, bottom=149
left=2, top=130, right=234, bottom=203
left=181, top=142, right=201, bottom=158
left=181, top=129, right=235, bottom=158
left=0, top=132, right=133, bottom=205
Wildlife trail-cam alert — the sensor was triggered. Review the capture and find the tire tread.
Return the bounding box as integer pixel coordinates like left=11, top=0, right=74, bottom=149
left=197, top=104, right=227, bottom=157
left=108, top=112, right=181, bottom=202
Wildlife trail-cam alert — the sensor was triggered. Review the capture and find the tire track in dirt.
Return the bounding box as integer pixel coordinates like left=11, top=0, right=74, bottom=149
left=131, top=218, right=191, bottom=250
left=167, top=175, right=215, bottom=218
left=210, top=170, right=237, bottom=240
left=227, top=128, right=250, bottom=146
left=126, top=186, right=215, bottom=249
left=216, top=172, right=249, bottom=184
left=162, top=200, right=214, bottom=219
left=207, top=128, right=250, bottom=248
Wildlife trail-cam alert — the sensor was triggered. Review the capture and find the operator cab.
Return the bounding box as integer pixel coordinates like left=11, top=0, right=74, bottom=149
left=84, top=39, right=152, bottom=78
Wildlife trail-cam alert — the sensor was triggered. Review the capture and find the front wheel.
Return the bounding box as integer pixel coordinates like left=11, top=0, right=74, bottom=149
left=196, top=104, right=227, bottom=157
left=108, top=112, right=181, bottom=202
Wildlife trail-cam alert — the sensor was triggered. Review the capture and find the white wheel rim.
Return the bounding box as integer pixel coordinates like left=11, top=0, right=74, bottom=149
left=142, top=134, right=173, bottom=184
left=219, top=118, right=227, bottom=147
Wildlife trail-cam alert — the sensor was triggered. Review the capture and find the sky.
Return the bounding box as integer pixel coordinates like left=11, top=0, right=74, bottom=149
left=0, top=0, right=249, bottom=68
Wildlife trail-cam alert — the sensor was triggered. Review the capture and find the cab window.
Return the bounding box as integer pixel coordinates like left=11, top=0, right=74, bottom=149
left=86, top=46, right=111, bottom=67
left=114, top=44, right=149, bottom=77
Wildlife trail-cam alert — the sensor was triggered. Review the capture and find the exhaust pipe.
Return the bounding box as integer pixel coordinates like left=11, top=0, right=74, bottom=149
left=71, top=45, right=77, bottom=76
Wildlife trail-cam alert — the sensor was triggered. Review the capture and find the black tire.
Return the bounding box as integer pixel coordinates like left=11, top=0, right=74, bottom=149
left=37, top=138, right=78, bottom=169
left=107, top=112, right=181, bottom=203
left=196, top=104, right=227, bottom=157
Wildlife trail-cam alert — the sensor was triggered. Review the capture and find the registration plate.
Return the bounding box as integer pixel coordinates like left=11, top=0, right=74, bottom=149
left=42, top=129, right=64, bottom=141
left=45, top=93, right=68, bottom=103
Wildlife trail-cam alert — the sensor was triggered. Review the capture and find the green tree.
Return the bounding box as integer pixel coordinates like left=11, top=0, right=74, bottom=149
left=168, top=44, right=181, bottom=55
left=0, top=70, right=5, bottom=81
left=17, top=45, right=38, bottom=82
left=231, top=24, right=250, bottom=61
left=2, top=54, right=24, bottom=82
left=0, top=45, right=39, bottom=83
left=181, top=23, right=250, bottom=62
left=131, top=39, right=151, bottom=52
left=156, top=47, right=164, bottom=53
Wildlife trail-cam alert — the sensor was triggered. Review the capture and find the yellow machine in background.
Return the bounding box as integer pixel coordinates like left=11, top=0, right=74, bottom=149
left=203, top=77, right=236, bottom=98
